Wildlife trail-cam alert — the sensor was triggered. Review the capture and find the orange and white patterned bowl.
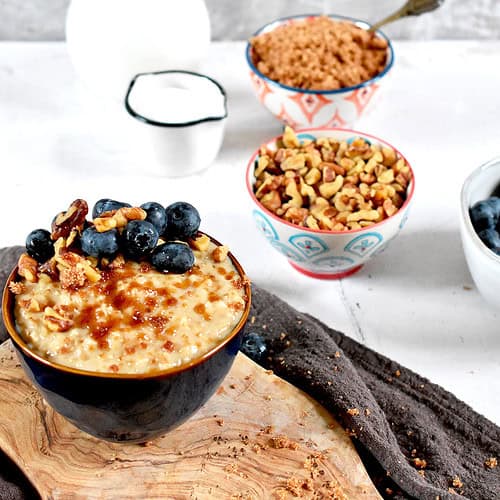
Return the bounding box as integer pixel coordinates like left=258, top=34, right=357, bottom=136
left=246, top=14, right=394, bottom=129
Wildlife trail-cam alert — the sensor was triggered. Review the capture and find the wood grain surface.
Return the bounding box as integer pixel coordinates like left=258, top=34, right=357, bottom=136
left=0, top=341, right=380, bottom=500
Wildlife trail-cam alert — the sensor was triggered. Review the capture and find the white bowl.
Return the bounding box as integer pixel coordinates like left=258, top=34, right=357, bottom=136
left=460, top=156, right=500, bottom=308
left=246, top=128, right=415, bottom=279
left=246, top=14, right=394, bottom=129
left=125, top=70, right=227, bottom=177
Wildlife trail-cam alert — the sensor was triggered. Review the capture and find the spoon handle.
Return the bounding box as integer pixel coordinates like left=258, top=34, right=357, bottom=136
left=369, top=5, right=409, bottom=32
left=369, top=0, right=444, bottom=32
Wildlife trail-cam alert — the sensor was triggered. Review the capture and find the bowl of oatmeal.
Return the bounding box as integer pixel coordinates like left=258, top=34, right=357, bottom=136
left=2, top=199, right=251, bottom=442
left=246, top=14, right=394, bottom=128
left=246, top=127, right=414, bottom=279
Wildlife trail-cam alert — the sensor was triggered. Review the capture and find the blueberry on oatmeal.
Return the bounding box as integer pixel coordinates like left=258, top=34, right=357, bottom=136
left=140, top=201, right=167, bottom=234
left=26, top=229, right=55, bottom=263
left=122, top=220, right=159, bottom=260
left=81, top=226, right=120, bottom=259
left=92, top=198, right=132, bottom=219
left=151, top=242, right=195, bottom=274
left=165, top=202, right=201, bottom=240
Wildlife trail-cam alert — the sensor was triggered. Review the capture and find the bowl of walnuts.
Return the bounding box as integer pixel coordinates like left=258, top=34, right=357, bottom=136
left=246, top=127, right=414, bottom=279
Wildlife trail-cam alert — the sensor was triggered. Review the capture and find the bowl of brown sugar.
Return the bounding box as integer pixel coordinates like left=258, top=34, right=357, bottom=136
left=246, top=14, right=394, bottom=128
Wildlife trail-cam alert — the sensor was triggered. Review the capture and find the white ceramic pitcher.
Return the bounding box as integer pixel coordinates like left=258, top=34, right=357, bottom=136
left=66, top=0, right=211, bottom=101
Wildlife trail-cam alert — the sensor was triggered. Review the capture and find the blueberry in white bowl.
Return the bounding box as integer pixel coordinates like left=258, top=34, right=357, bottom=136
left=469, top=198, right=500, bottom=232
left=460, top=156, right=500, bottom=308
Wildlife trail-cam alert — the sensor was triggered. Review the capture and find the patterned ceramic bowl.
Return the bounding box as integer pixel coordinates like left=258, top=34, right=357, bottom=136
left=246, top=14, right=394, bottom=129
left=246, top=128, right=414, bottom=279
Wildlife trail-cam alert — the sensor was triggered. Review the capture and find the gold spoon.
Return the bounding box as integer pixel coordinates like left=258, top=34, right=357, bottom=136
left=369, top=0, right=445, bottom=32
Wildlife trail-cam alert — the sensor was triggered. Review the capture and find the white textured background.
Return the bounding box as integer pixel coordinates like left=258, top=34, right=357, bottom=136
left=0, top=0, right=499, bottom=40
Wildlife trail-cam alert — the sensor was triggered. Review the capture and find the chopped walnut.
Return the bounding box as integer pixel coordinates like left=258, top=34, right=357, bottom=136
left=51, top=199, right=88, bottom=240
left=212, top=245, right=229, bottom=263
left=55, top=249, right=100, bottom=288
left=253, top=127, right=410, bottom=232
left=43, top=306, right=73, bottom=332
left=8, top=281, right=25, bottom=295
left=189, top=234, right=210, bottom=252
left=485, top=457, right=498, bottom=469
left=18, top=254, right=38, bottom=283
left=94, top=206, right=146, bottom=232
left=412, top=458, right=427, bottom=469
left=39, top=258, right=59, bottom=281
left=109, top=254, right=125, bottom=269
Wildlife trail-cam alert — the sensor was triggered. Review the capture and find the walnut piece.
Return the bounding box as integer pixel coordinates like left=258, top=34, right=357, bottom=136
left=55, top=249, right=101, bottom=289
left=43, top=306, right=73, bottom=332
left=8, top=281, right=25, bottom=295
left=189, top=234, right=210, bottom=252
left=94, top=206, right=146, bottom=232
left=51, top=199, right=88, bottom=240
left=212, top=245, right=229, bottom=263
left=18, top=254, right=38, bottom=283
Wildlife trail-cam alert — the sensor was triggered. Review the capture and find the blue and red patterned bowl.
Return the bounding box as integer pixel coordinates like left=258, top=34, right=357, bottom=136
left=246, top=14, right=394, bottom=129
left=246, top=128, right=414, bottom=279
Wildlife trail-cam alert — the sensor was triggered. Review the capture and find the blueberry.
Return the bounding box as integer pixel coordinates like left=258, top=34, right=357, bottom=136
left=140, top=202, right=167, bottom=234
left=26, top=229, right=54, bottom=263
left=151, top=242, right=194, bottom=273
left=240, top=331, right=267, bottom=362
left=92, top=199, right=131, bottom=218
left=477, top=228, right=500, bottom=254
left=81, top=227, right=120, bottom=258
left=122, top=220, right=159, bottom=260
left=487, top=196, right=500, bottom=214
left=470, top=200, right=498, bottom=232
left=164, top=202, right=200, bottom=240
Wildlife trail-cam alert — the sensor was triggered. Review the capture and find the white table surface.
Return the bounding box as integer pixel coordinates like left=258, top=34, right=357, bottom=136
left=1, top=41, right=499, bottom=425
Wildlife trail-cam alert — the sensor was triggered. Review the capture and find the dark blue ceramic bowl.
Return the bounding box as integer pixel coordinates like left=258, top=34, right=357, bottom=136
left=2, top=250, right=251, bottom=443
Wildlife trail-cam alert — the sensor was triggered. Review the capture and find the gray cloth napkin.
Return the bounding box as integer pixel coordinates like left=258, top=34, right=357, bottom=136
left=1, top=246, right=499, bottom=499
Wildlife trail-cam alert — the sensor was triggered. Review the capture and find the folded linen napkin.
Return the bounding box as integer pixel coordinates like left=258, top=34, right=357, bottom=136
left=0, top=246, right=498, bottom=500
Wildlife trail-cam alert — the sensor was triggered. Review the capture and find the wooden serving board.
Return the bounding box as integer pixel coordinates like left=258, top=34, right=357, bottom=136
left=0, top=341, right=380, bottom=500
